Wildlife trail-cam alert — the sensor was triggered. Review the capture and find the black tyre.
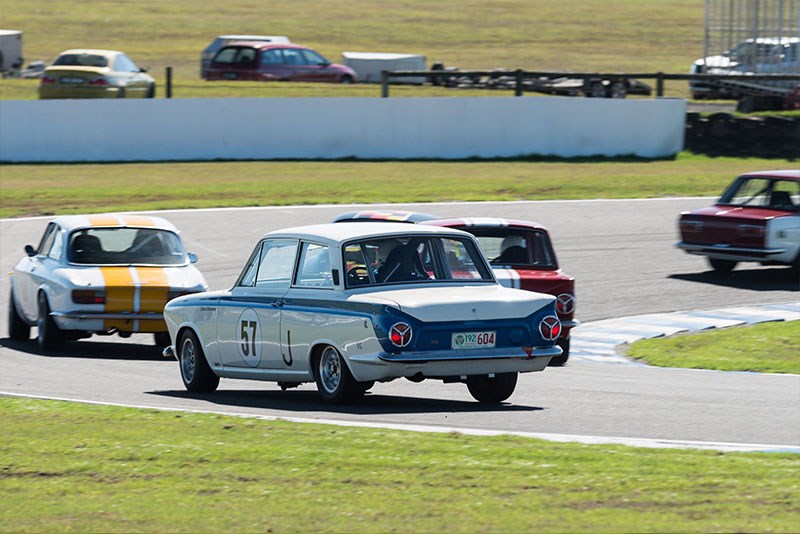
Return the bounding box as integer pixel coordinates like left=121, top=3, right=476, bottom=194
left=154, top=331, right=171, bottom=347
left=178, top=330, right=219, bottom=393
left=146, top=84, right=156, bottom=98
left=548, top=337, right=570, bottom=367
left=340, top=75, right=354, bottom=84
left=313, top=345, right=362, bottom=403
left=116, top=87, right=126, bottom=98
left=466, top=372, right=518, bottom=403
left=8, top=287, right=30, bottom=341
left=37, top=292, right=64, bottom=351
left=708, top=258, right=737, bottom=274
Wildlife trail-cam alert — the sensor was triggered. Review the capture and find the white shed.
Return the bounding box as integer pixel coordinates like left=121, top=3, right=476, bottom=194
left=341, top=52, right=427, bottom=84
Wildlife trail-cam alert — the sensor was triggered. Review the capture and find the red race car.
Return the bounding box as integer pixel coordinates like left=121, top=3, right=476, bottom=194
left=334, top=211, right=578, bottom=365
left=677, top=170, right=800, bottom=274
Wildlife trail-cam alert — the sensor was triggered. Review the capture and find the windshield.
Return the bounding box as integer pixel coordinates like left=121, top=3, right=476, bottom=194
left=718, top=177, right=800, bottom=212
left=68, top=228, right=186, bottom=265
left=344, top=235, right=493, bottom=288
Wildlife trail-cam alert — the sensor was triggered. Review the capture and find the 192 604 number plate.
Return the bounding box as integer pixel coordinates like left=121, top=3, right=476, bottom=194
left=451, top=331, right=496, bottom=349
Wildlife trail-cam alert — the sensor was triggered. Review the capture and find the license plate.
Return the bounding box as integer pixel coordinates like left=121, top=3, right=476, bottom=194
left=60, top=77, right=85, bottom=84
left=451, top=331, right=496, bottom=349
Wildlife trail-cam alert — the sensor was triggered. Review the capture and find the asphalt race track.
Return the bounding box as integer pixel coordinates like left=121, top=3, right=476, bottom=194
left=1, top=199, right=798, bottom=451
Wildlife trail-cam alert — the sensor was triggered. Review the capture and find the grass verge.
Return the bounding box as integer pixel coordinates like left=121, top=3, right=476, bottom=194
left=626, top=320, right=800, bottom=374
left=1, top=152, right=796, bottom=218
left=1, top=397, right=798, bottom=533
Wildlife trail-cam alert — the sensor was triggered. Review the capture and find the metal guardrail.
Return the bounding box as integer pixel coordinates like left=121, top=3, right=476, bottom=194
left=379, top=70, right=800, bottom=98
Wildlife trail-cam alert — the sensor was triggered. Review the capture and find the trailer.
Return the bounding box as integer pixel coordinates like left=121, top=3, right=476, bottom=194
left=691, top=0, right=800, bottom=110
left=0, top=30, right=23, bottom=73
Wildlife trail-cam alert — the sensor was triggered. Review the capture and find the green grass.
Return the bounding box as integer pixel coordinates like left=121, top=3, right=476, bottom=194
left=0, top=0, right=703, bottom=100
left=2, top=397, right=798, bottom=533
left=626, top=321, right=800, bottom=374
left=2, top=152, right=797, bottom=218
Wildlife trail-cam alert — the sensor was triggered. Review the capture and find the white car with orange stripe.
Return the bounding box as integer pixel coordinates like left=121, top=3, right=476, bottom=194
left=8, top=214, right=207, bottom=351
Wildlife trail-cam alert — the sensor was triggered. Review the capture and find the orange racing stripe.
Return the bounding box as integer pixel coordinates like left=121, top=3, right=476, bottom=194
left=87, top=214, right=122, bottom=227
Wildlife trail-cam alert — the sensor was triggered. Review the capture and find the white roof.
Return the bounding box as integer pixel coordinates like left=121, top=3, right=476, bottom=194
left=263, top=222, right=471, bottom=243
left=53, top=214, right=180, bottom=233
left=342, top=52, right=425, bottom=60
left=217, top=35, right=290, bottom=43
left=0, top=30, right=23, bottom=36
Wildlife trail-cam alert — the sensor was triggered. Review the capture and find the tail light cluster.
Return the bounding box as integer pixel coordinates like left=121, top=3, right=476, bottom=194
left=556, top=293, right=576, bottom=315
left=737, top=224, right=765, bottom=237
left=40, top=76, right=57, bottom=85
left=72, top=289, right=106, bottom=305
left=389, top=322, right=412, bottom=348
left=87, top=77, right=110, bottom=86
left=539, top=316, right=561, bottom=341
left=680, top=219, right=704, bottom=233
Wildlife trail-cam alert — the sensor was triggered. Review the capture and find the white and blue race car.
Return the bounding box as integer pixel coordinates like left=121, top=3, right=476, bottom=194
left=163, top=222, right=563, bottom=404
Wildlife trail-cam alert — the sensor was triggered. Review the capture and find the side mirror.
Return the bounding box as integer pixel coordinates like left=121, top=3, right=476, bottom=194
left=24, top=245, right=36, bottom=257
left=188, top=253, right=198, bottom=264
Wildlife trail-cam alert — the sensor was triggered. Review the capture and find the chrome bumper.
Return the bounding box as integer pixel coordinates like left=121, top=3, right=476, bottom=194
left=676, top=241, right=784, bottom=257
left=162, top=346, right=176, bottom=360
left=378, top=344, right=562, bottom=363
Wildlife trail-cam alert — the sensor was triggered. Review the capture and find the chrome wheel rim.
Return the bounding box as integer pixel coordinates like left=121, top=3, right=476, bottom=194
left=319, top=347, right=341, bottom=394
left=180, top=337, right=196, bottom=383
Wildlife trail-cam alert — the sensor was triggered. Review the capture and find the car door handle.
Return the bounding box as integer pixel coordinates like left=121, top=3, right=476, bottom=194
left=271, top=299, right=285, bottom=308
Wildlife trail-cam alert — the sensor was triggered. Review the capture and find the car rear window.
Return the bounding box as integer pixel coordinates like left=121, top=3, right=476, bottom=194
left=465, top=228, right=558, bottom=269
left=53, top=54, right=108, bottom=68
left=68, top=228, right=186, bottom=265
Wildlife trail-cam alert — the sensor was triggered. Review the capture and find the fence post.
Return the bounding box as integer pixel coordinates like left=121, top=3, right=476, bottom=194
left=166, top=66, right=172, bottom=99
left=381, top=71, right=389, bottom=98
left=514, top=69, right=523, bottom=96
left=656, top=71, right=664, bottom=98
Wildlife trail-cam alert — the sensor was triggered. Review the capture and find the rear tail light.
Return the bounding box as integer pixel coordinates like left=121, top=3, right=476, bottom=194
left=87, top=77, right=110, bottom=86
left=680, top=220, right=704, bottom=233
left=389, top=322, right=412, bottom=348
left=72, top=289, right=106, bottom=305
left=539, top=316, right=561, bottom=341
left=40, top=76, right=56, bottom=85
left=556, top=293, right=576, bottom=315
left=737, top=225, right=765, bottom=237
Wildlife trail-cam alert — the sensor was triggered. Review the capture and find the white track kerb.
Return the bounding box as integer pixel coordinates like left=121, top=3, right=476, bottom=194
left=571, top=302, right=800, bottom=365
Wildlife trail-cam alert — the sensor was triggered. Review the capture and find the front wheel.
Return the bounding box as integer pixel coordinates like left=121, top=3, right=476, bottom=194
left=178, top=330, right=219, bottom=393
left=8, top=287, right=30, bottom=341
left=340, top=75, right=354, bottom=84
left=37, top=292, right=64, bottom=351
left=466, top=372, right=518, bottom=403
left=708, top=258, right=737, bottom=274
left=313, top=345, right=363, bottom=403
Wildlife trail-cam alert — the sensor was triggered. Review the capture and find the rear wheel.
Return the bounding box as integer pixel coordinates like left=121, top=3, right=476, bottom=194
left=313, top=345, right=363, bottom=403
left=708, top=258, right=737, bottom=274
left=8, top=287, right=30, bottom=341
left=178, top=330, right=219, bottom=393
left=340, top=75, right=354, bottom=84
left=466, top=372, right=518, bottom=403
left=37, top=293, right=64, bottom=351
left=549, top=337, right=570, bottom=366
left=146, top=83, right=156, bottom=98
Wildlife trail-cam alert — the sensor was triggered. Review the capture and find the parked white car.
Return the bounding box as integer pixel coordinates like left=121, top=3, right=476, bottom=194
left=8, top=214, right=207, bottom=350
left=163, top=223, right=563, bottom=404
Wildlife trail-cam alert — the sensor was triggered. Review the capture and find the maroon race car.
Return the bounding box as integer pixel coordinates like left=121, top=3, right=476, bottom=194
left=676, top=170, right=800, bottom=274
left=334, top=211, right=578, bottom=365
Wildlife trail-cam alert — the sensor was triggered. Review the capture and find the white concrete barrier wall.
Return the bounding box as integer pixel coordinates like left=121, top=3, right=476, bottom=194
left=0, top=97, right=686, bottom=162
